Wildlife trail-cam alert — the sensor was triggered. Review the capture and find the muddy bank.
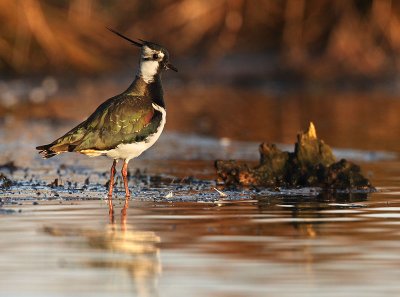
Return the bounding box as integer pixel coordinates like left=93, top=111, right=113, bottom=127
left=0, top=121, right=394, bottom=203
left=0, top=155, right=373, bottom=205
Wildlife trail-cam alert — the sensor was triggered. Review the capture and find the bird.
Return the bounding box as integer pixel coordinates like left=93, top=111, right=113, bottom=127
left=36, top=28, right=177, bottom=207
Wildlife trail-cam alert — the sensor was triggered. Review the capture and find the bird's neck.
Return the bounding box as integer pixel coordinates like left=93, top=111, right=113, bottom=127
left=126, top=75, right=165, bottom=108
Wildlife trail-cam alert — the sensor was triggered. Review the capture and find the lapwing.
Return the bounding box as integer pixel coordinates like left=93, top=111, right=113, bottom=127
left=36, top=28, right=177, bottom=205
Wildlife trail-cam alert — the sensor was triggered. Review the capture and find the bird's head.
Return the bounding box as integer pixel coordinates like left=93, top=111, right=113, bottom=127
left=108, top=28, right=177, bottom=83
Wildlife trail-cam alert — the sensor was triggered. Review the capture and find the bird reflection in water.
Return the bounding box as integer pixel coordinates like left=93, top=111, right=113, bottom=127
left=104, top=201, right=162, bottom=297
left=109, top=196, right=130, bottom=227
left=44, top=201, right=162, bottom=297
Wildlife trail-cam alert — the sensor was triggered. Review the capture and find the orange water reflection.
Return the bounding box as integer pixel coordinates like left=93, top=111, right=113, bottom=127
left=11, top=84, right=400, bottom=153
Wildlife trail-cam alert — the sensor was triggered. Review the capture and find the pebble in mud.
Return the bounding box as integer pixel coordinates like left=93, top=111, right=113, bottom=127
left=0, top=173, right=12, bottom=189
left=48, top=178, right=59, bottom=188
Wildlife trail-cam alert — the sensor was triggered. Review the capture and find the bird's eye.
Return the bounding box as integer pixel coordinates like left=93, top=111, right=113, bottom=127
left=152, top=53, right=159, bottom=60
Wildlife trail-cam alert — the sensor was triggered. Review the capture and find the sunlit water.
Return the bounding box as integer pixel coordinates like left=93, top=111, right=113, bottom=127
left=0, top=121, right=400, bottom=297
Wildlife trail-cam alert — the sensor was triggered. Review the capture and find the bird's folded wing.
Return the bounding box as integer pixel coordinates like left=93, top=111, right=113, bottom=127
left=48, top=94, right=160, bottom=153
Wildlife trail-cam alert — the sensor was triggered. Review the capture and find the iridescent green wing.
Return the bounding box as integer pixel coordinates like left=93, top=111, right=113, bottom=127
left=49, top=94, right=160, bottom=152
left=75, top=94, right=160, bottom=151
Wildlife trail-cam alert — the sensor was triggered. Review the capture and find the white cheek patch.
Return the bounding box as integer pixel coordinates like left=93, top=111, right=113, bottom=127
left=139, top=60, right=159, bottom=83
left=139, top=46, right=164, bottom=83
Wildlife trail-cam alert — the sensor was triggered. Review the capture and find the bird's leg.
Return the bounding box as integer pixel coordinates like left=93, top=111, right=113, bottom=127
left=121, top=161, right=131, bottom=198
left=108, top=160, right=117, bottom=216
left=108, top=160, right=117, bottom=197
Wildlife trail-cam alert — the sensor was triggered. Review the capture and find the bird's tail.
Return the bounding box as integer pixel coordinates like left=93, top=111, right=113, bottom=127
left=36, top=144, right=59, bottom=159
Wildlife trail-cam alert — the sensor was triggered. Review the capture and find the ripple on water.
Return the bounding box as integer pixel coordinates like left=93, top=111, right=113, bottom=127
left=319, top=209, right=364, bottom=214
left=361, top=213, right=400, bottom=219
left=252, top=217, right=365, bottom=223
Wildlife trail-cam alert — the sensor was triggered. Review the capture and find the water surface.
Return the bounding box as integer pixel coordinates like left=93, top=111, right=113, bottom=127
left=0, top=120, right=399, bottom=296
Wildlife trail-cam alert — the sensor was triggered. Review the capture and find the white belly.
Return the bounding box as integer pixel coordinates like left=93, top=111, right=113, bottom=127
left=87, top=103, right=166, bottom=162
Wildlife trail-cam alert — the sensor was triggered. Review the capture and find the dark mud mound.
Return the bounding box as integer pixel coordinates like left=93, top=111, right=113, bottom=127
left=215, top=123, right=373, bottom=191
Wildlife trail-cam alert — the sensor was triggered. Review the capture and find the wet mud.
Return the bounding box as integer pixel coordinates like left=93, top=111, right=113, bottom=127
left=0, top=118, right=396, bottom=206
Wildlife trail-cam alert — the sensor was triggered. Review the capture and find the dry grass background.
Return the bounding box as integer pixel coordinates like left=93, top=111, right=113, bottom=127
left=1, top=0, right=400, bottom=78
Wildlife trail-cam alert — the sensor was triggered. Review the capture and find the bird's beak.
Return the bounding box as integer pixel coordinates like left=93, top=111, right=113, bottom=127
left=166, top=62, right=178, bottom=72
left=107, top=27, right=143, bottom=47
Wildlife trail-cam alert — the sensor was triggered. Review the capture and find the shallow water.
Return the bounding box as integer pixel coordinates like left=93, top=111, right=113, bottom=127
left=1, top=189, right=400, bottom=296
left=0, top=121, right=400, bottom=297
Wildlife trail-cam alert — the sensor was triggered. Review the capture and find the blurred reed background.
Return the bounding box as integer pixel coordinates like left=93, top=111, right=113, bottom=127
left=1, top=0, right=400, bottom=151
left=2, top=0, right=400, bottom=77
